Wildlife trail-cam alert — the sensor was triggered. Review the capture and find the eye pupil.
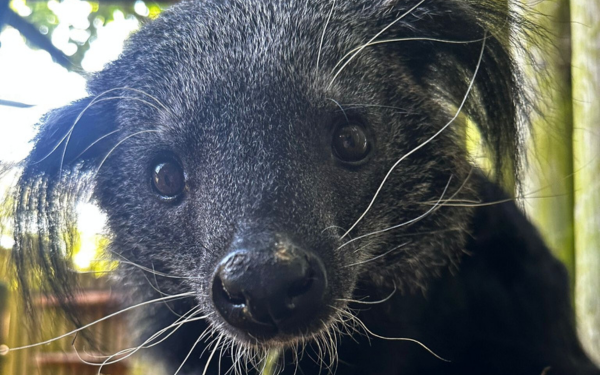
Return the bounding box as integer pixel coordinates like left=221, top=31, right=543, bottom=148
left=332, top=124, right=370, bottom=162
left=153, top=161, right=185, bottom=198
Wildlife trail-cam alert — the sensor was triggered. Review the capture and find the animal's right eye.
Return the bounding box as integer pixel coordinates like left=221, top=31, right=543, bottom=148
left=152, top=160, right=186, bottom=199
left=332, top=123, right=371, bottom=163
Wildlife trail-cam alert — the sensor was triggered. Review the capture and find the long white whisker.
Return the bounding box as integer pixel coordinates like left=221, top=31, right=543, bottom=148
left=6, top=292, right=194, bottom=352
left=31, top=85, right=162, bottom=165
left=338, top=175, right=452, bottom=250
left=92, top=130, right=160, bottom=180
left=327, top=97, right=351, bottom=124
left=31, top=95, right=115, bottom=165
left=344, top=241, right=410, bottom=268
left=331, top=36, right=485, bottom=75
left=341, top=32, right=488, bottom=239
left=116, top=86, right=174, bottom=115
left=325, top=324, right=338, bottom=370
left=149, top=263, right=181, bottom=299
left=333, top=306, right=369, bottom=342
left=338, top=281, right=396, bottom=305
left=70, top=129, right=121, bottom=162
left=75, top=308, right=208, bottom=371
left=202, top=334, right=223, bottom=375
left=331, top=306, right=449, bottom=362
left=58, top=96, right=164, bottom=178
left=108, top=254, right=203, bottom=279
left=420, top=168, right=582, bottom=208
left=316, top=0, right=336, bottom=70
left=218, top=338, right=227, bottom=375
left=174, top=333, right=204, bottom=375
left=328, top=0, right=426, bottom=88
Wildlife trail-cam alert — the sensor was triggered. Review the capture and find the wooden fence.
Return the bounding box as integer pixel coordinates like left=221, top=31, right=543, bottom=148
left=0, top=248, right=146, bottom=375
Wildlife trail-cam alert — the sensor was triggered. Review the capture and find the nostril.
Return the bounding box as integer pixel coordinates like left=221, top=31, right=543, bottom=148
left=212, top=271, right=246, bottom=309
left=219, top=279, right=245, bottom=306
left=287, top=269, right=315, bottom=299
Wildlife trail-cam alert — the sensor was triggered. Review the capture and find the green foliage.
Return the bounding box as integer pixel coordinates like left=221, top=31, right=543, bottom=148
left=10, top=0, right=165, bottom=67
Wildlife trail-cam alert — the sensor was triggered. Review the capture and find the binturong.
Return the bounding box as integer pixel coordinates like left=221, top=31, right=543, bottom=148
left=6, top=1, right=600, bottom=374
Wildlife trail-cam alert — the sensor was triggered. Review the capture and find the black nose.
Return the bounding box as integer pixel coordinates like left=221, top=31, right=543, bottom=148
left=211, top=242, right=327, bottom=338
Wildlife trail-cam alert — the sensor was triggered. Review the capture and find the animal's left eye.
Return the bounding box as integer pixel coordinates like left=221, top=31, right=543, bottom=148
left=332, top=124, right=371, bottom=163
left=152, top=160, right=185, bottom=198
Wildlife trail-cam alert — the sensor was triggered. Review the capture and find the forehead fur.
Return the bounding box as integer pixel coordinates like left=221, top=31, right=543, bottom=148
left=90, top=1, right=437, bottom=110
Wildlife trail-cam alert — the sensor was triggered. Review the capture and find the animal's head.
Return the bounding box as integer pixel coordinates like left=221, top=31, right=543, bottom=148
left=12, top=0, right=529, bottom=355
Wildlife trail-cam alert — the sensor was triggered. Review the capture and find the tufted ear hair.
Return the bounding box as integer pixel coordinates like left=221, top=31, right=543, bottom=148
left=11, top=96, right=118, bottom=320
left=24, top=96, right=119, bottom=178
left=380, top=0, right=536, bottom=189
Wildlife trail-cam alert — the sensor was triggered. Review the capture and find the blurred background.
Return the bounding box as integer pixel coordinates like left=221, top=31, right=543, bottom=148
left=0, top=0, right=598, bottom=374
left=0, top=2, right=170, bottom=373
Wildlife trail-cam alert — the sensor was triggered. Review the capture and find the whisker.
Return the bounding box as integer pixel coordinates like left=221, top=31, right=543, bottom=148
left=344, top=241, right=410, bottom=268
left=338, top=103, right=410, bottom=113
left=115, top=86, right=174, bottom=115
left=291, top=343, right=300, bottom=375
left=395, top=227, right=463, bottom=238
left=338, top=175, right=452, bottom=250
left=327, top=98, right=350, bottom=124
left=174, top=333, right=204, bottom=375
left=202, top=334, right=223, bottom=375
left=149, top=263, right=178, bottom=296
left=331, top=306, right=449, bottom=362
left=218, top=337, right=227, bottom=375
left=419, top=172, right=580, bottom=208
left=328, top=0, right=426, bottom=88
left=92, top=130, right=160, bottom=180
left=6, top=292, right=195, bottom=352
left=341, top=33, right=488, bottom=239
left=147, top=263, right=188, bottom=318
left=31, top=85, right=166, bottom=165
left=320, top=225, right=348, bottom=234
left=58, top=96, right=163, bottom=178
left=34, top=309, right=207, bottom=374
left=316, top=0, right=336, bottom=70
left=324, top=324, right=338, bottom=371
left=70, top=129, right=121, bottom=162
left=352, top=242, right=371, bottom=254
left=74, top=308, right=208, bottom=371
left=332, top=36, right=485, bottom=75
left=333, top=306, right=369, bottom=341
left=89, top=255, right=202, bottom=280
left=337, top=281, right=397, bottom=305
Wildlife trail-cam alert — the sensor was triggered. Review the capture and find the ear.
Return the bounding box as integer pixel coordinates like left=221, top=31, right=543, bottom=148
left=12, top=96, right=118, bottom=318
left=25, top=96, right=118, bottom=177
left=381, top=0, right=534, bottom=187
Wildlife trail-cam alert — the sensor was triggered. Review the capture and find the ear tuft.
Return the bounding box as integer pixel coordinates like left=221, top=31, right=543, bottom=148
left=25, top=97, right=118, bottom=178
left=10, top=96, right=117, bottom=320
left=379, top=0, right=539, bottom=191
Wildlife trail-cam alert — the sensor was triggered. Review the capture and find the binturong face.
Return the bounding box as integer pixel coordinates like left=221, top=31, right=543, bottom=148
left=15, top=0, right=525, bottom=370
left=89, top=0, right=476, bottom=346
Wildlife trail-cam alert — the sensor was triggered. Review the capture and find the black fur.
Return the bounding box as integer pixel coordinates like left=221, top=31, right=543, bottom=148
left=8, top=0, right=599, bottom=374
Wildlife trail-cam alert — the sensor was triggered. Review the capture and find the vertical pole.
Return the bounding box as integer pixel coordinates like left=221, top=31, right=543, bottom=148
left=572, top=0, right=600, bottom=365
left=521, top=0, right=575, bottom=284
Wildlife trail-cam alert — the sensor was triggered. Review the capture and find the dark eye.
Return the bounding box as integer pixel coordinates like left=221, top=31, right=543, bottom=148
left=152, top=160, right=185, bottom=198
left=332, top=124, right=371, bottom=163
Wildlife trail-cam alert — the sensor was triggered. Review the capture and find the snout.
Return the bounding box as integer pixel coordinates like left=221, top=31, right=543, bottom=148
left=211, top=239, right=328, bottom=340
